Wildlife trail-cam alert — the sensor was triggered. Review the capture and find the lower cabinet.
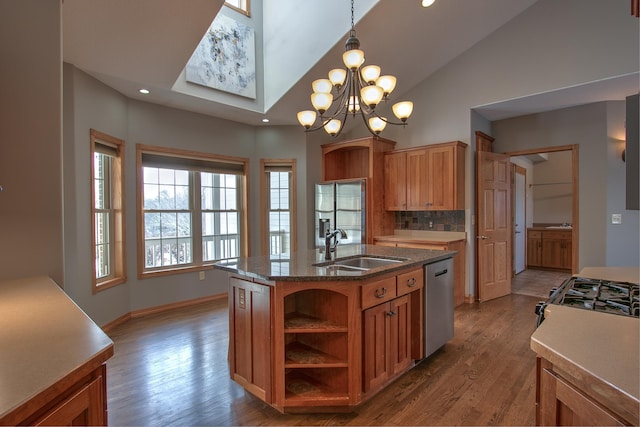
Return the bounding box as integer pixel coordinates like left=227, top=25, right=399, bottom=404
left=536, top=357, right=630, bottom=426
left=527, top=229, right=572, bottom=271
left=229, top=277, right=272, bottom=403
left=363, top=294, right=412, bottom=393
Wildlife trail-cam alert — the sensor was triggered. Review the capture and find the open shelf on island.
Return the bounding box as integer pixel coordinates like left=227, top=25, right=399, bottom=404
left=285, top=341, right=348, bottom=368
left=284, top=369, right=349, bottom=404
left=284, top=312, right=347, bottom=332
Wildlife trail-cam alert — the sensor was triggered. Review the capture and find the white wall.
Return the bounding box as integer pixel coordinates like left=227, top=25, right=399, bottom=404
left=0, top=1, right=63, bottom=284
left=531, top=151, right=573, bottom=224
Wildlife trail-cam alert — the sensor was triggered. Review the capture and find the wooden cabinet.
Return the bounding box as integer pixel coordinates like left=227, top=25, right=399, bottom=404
left=384, top=141, right=466, bottom=211
left=363, top=294, right=412, bottom=394
left=383, top=151, right=407, bottom=210
left=32, top=370, right=105, bottom=426
left=375, top=238, right=466, bottom=307
left=322, top=137, right=396, bottom=242
left=537, top=357, right=629, bottom=426
left=527, top=229, right=571, bottom=271
left=527, top=230, right=542, bottom=267
left=227, top=264, right=425, bottom=413
left=281, top=288, right=351, bottom=409
left=229, top=277, right=272, bottom=403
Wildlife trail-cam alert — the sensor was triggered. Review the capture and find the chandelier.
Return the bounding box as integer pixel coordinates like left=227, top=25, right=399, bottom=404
left=296, top=0, right=414, bottom=138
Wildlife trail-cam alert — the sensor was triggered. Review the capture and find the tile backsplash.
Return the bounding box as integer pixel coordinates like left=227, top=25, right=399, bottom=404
left=395, top=211, right=465, bottom=232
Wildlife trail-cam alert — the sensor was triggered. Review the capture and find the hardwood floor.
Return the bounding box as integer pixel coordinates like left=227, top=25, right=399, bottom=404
left=105, top=291, right=544, bottom=426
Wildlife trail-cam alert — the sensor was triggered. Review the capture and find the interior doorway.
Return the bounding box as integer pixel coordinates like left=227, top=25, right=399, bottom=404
left=506, top=145, right=579, bottom=276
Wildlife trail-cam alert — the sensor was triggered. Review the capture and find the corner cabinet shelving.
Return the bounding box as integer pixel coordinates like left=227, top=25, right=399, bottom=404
left=321, top=137, right=397, bottom=243
left=282, top=289, right=351, bottom=407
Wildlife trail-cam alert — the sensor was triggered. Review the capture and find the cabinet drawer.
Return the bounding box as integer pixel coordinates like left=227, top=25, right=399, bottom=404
left=543, top=230, right=571, bottom=240
left=397, top=268, right=424, bottom=296
left=527, top=230, right=542, bottom=238
left=362, top=277, right=397, bottom=309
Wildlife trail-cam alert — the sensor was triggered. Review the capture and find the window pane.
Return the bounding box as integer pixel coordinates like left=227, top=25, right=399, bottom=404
left=144, top=183, right=159, bottom=209
left=159, top=168, right=175, bottom=185
left=159, top=185, right=176, bottom=210
left=266, top=169, right=292, bottom=256
left=177, top=212, right=191, bottom=237
left=145, top=212, right=161, bottom=238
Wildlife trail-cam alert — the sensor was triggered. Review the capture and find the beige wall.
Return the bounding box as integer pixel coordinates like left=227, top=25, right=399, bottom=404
left=0, top=1, right=63, bottom=284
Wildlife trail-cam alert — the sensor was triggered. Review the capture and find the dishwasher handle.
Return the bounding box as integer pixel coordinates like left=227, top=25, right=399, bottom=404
left=434, top=269, right=448, bottom=277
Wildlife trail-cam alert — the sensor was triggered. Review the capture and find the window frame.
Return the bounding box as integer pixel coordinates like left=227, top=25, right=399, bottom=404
left=136, top=144, right=249, bottom=279
left=260, top=159, right=297, bottom=256
left=90, top=129, right=126, bottom=293
left=224, top=0, right=250, bottom=16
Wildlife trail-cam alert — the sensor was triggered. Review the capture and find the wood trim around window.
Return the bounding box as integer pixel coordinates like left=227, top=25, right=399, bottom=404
left=90, top=129, right=126, bottom=293
left=136, top=144, right=250, bottom=279
left=260, top=159, right=297, bottom=256
left=224, top=0, right=250, bottom=16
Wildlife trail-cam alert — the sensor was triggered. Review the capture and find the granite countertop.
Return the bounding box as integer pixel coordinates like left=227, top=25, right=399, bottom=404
left=213, top=244, right=456, bottom=282
left=374, top=230, right=466, bottom=244
left=530, top=267, right=639, bottom=422
left=0, top=276, right=114, bottom=423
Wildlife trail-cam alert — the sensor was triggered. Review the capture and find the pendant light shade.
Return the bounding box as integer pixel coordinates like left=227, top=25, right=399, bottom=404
left=312, top=79, right=332, bottom=94
left=311, top=92, right=333, bottom=114
left=361, top=65, right=381, bottom=84
left=392, top=101, right=414, bottom=121
left=297, top=110, right=317, bottom=128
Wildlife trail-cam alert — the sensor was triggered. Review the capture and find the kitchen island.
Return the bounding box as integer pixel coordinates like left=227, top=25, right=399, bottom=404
left=214, top=244, right=455, bottom=413
left=530, top=267, right=639, bottom=426
left=0, top=276, right=114, bottom=425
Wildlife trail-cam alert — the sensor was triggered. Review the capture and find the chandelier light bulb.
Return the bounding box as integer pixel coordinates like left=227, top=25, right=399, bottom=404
left=361, top=65, right=381, bottom=84
left=328, top=69, right=347, bottom=87
left=360, top=85, right=384, bottom=108
left=343, top=49, right=365, bottom=70
left=347, top=96, right=360, bottom=113
left=297, top=110, right=317, bottom=128
left=312, top=79, right=332, bottom=94
left=324, top=119, right=342, bottom=136
left=369, top=117, right=387, bottom=134
left=392, top=101, right=414, bottom=121
left=376, top=75, right=397, bottom=97
left=311, top=92, right=333, bottom=114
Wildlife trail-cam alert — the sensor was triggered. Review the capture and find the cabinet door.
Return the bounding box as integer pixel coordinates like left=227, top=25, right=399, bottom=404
left=560, top=235, right=572, bottom=270
left=406, top=149, right=429, bottom=210
left=539, top=366, right=624, bottom=426
left=527, top=231, right=542, bottom=267
left=389, top=295, right=412, bottom=376
left=427, top=146, right=455, bottom=210
left=229, top=277, right=272, bottom=402
left=34, top=376, right=104, bottom=426
left=363, top=302, right=390, bottom=393
left=384, top=152, right=407, bottom=210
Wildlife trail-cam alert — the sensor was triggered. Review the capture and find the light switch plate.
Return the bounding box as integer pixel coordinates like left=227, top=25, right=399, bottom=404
left=611, top=214, right=622, bottom=224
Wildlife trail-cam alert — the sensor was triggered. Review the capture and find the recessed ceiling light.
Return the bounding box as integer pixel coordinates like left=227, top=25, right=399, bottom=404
left=139, top=88, right=150, bottom=94
left=421, top=0, right=435, bottom=7
left=262, top=118, right=270, bottom=123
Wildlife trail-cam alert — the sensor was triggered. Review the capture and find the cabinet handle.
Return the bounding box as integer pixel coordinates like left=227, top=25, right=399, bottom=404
left=407, top=277, right=417, bottom=287
left=387, top=310, right=396, bottom=317
left=375, top=287, right=387, bottom=298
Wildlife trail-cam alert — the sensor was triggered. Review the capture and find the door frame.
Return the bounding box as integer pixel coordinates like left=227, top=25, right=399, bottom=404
left=512, top=164, right=527, bottom=275
left=503, top=144, right=579, bottom=274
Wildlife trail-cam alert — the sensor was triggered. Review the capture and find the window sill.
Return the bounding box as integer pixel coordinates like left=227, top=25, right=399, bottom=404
left=138, top=264, right=215, bottom=280
left=93, top=276, right=126, bottom=294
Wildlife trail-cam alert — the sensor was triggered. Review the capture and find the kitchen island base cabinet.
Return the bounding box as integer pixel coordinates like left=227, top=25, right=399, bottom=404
left=225, top=260, right=433, bottom=413
left=363, top=294, right=412, bottom=394
left=229, top=277, right=272, bottom=404
left=536, top=357, right=630, bottom=426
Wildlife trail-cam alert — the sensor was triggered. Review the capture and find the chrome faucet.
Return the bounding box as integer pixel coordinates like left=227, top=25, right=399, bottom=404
left=324, top=229, right=347, bottom=260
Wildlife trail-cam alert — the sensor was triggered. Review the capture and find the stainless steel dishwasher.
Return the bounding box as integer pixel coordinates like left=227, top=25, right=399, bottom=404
left=424, top=257, right=454, bottom=358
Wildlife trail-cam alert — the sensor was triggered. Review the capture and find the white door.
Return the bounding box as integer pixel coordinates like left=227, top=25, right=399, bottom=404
left=514, top=167, right=526, bottom=274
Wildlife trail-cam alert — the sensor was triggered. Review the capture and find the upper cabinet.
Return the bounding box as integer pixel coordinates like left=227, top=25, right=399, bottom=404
left=322, top=137, right=397, bottom=242
left=322, top=136, right=396, bottom=181
left=384, top=141, right=467, bottom=211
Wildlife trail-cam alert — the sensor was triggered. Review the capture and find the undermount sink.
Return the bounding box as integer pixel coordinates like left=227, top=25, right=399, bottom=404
left=315, top=255, right=407, bottom=271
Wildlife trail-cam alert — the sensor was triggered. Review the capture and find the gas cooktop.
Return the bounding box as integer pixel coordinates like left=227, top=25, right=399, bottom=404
left=535, top=276, right=639, bottom=326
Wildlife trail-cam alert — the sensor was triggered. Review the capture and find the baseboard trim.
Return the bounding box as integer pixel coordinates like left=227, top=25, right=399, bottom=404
left=101, top=293, right=228, bottom=333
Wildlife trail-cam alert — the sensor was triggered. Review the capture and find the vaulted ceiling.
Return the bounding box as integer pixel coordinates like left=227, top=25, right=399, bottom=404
left=62, top=0, right=637, bottom=128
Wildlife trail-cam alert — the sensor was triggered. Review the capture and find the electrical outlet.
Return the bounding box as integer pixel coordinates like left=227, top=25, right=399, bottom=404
left=611, top=214, right=622, bottom=224
left=199, top=271, right=205, bottom=280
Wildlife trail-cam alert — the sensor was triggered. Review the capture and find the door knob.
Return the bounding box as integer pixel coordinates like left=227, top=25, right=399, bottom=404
left=476, top=235, right=489, bottom=240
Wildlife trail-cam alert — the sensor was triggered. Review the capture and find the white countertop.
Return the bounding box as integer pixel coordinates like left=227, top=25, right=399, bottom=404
left=530, top=266, right=639, bottom=422
left=0, top=276, right=113, bottom=422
